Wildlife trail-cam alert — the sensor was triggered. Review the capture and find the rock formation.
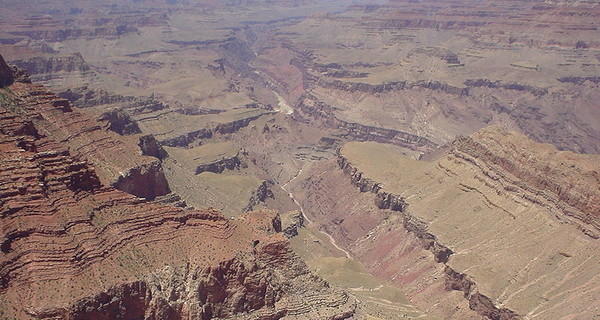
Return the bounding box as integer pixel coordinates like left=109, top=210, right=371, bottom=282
left=0, top=59, right=359, bottom=320
left=1, top=0, right=599, bottom=318
left=1, top=63, right=173, bottom=200
left=0, top=54, right=14, bottom=87
left=291, top=127, right=600, bottom=319
left=10, top=53, right=90, bottom=75
left=99, top=108, right=142, bottom=136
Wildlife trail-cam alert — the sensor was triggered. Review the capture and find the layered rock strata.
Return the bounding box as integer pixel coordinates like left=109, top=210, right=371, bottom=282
left=10, top=53, right=90, bottom=76
left=1, top=62, right=170, bottom=199
left=330, top=127, right=600, bottom=319
left=0, top=70, right=359, bottom=320
left=294, top=96, right=436, bottom=152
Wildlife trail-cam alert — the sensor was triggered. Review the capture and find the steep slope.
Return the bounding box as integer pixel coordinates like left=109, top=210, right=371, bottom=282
left=292, top=126, right=600, bottom=319
left=0, top=54, right=13, bottom=87
left=0, top=62, right=359, bottom=320
left=266, top=0, right=600, bottom=153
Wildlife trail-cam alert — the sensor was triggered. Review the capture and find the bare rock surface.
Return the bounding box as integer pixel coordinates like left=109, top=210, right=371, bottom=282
left=0, top=54, right=14, bottom=87
left=0, top=75, right=359, bottom=320
left=310, top=127, right=600, bottom=319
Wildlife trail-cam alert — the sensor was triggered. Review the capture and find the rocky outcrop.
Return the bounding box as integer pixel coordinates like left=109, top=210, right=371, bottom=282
left=316, top=78, right=469, bottom=96
left=161, top=127, right=213, bottom=147
left=452, top=128, right=600, bottom=238
left=557, top=76, right=600, bottom=85
left=337, top=155, right=406, bottom=212
left=409, top=47, right=461, bottom=64
left=58, top=86, right=136, bottom=108
left=444, top=268, right=520, bottom=320
left=0, top=54, right=14, bottom=87
left=51, top=240, right=356, bottom=320
left=99, top=109, right=142, bottom=135
left=335, top=147, right=521, bottom=319
left=9, top=25, right=139, bottom=42
left=323, top=70, right=368, bottom=79
left=0, top=75, right=359, bottom=320
left=10, top=53, right=90, bottom=75
left=464, top=79, right=548, bottom=96
left=139, top=134, right=168, bottom=160
left=214, top=112, right=272, bottom=135
left=332, top=130, right=600, bottom=319
left=112, top=161, right=171, bottom=200
left=3, top=70, right=172, bottom=201
left=294, top=97, right=436, bottom=152
left=157, top=111, right=272, bottom=147
left=243, top=180, right=275, bottom=212
left=282, top=211, right=305, bottom=238
left=195, top=155, right=241, bottom=174
left=153, top=193, right=187, bottom=208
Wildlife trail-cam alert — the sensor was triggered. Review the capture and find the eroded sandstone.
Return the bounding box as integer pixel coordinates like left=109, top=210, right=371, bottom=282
left=329, top=127, right=600, bottom=319
left=0, top=62, right=359, bottom=320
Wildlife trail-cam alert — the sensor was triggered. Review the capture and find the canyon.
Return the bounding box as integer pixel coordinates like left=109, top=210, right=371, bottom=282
left=1, top=0, right=599, bottom=319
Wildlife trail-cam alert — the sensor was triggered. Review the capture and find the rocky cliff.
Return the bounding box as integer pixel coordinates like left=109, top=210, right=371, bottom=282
left=0, top=54, right=14, bottom=87
left=1, top=62, right=171, bottom=200
left=0, top=62, right=359, bottom=320
left=452, top=128, right=600, bottom=238
left=11, top=53, right=90, bottom=75
left=334, top=128, right=600, bottom=319
left=294, top=96, right=437, bottom=152
left=291, top=126, right=600, bottom=320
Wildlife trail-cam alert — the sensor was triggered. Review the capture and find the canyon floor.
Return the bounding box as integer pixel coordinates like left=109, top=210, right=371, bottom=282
left=1, top=0, right=599, bottom=319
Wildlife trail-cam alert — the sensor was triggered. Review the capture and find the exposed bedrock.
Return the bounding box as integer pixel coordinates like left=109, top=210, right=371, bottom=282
left=9, top=25, right=139, bottom=42
left=0, top=54, right=14, bottom=87
left=327, top=129, right=600, bottom=319
left=337, top=156, right=406, bottom=212
left=112, top=161, right=171, bottom=200
left=158, top=112, right=271, bottom=148
left=452, top=132, right=600, bottom=237
left=281, top=211, right=305, bottom=238
left=161, top=128, right=213, bottom=148
left=315, top=78, right=470, bottom=96
left=57, top=86, right=161, bottom=111
left=40, top=241, right=349, bottom=320
left=139, top=134, right=168, bottom=160
left=0, top=81, right=358, bottom=320
left=332, top=153, right=522, bottom=319
left=408, top=47, right=461, bottom=65
left=463, top=79, right=548, bottom=96
left=293, top=97, right=436, bottom=152
left=557, top=76, right=600, bottom=85
left=445, top=267, right=520, bottom=320
left=289, top=159, right=480, bottom=319
left=195, top=156, right=241, bottom=175
left=3, top=70, right=173, bottom=201
left=10, top=53, right=90, bottom=75
left=99, top=108, right=142, bottom=135
left=244, top=180, right=275, bottom=213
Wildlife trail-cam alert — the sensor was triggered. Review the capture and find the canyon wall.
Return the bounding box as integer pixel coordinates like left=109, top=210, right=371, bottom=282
left=0, top=54, right=14, bottom=87
left=291, top=127, right=600, bottom=319
left=2, top=65, right=172, bottom=200
left=0, top=61, right=359, bottom=320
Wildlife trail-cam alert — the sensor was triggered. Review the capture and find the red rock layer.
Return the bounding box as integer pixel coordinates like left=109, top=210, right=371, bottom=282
left=4, top=73, right=170, bottom=199
left=454, top=127, right=600, bottom=238
left=290, top=160, right=482, bottom=320
left=0, top=64, right=357, bottom=319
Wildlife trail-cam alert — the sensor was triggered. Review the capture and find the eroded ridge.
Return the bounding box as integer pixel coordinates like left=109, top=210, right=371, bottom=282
left=452, top=128, right=600, bottom=238
left=4, top=74, right=170, bottom=200
left=335, top=127, right=600, bottom=319
left=0, top=62, right=358, bottom=320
